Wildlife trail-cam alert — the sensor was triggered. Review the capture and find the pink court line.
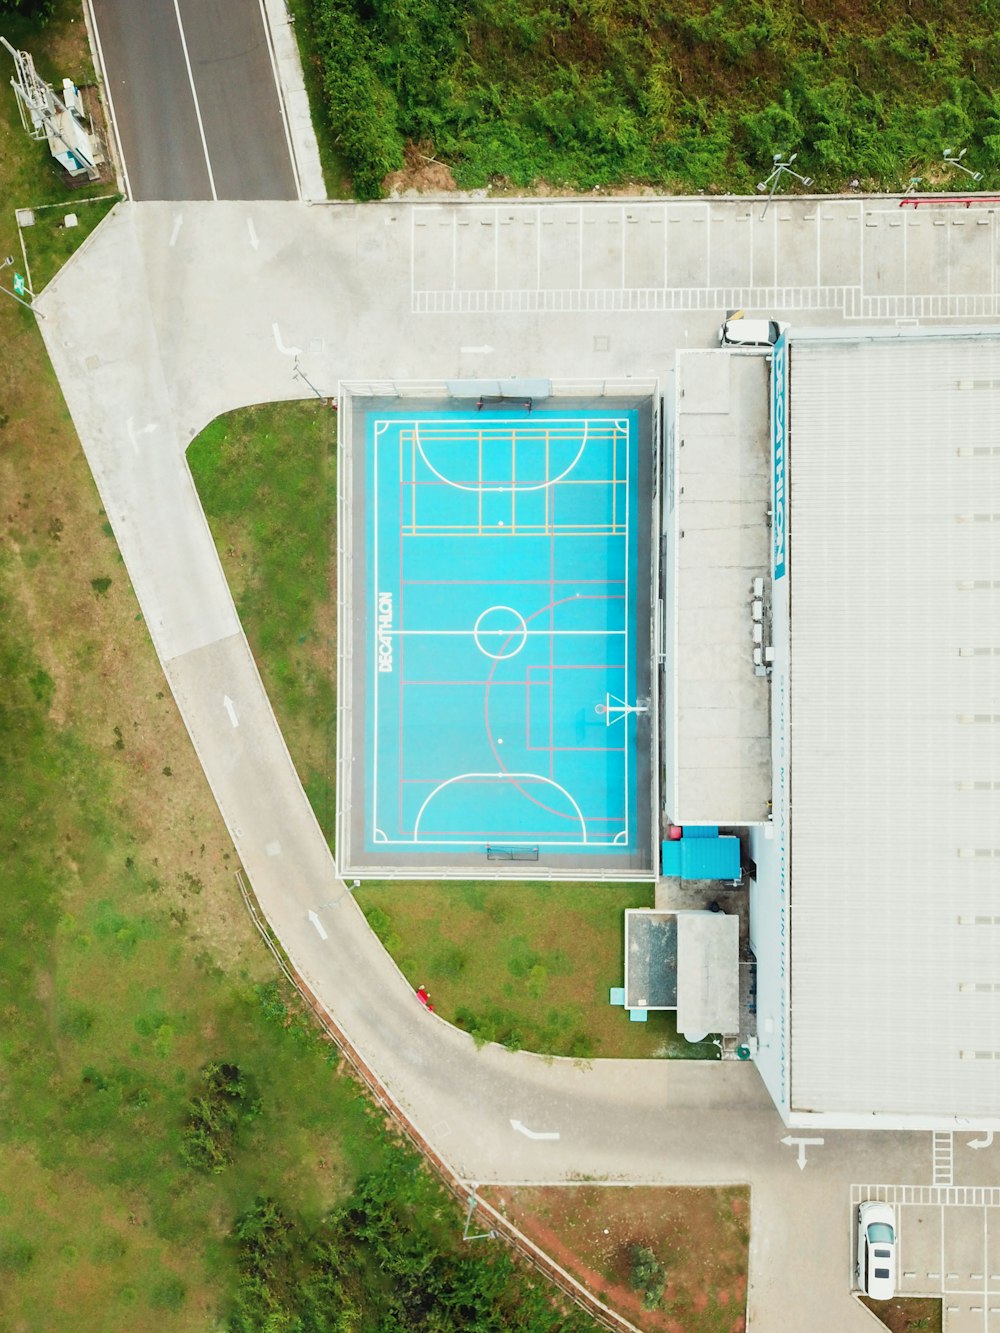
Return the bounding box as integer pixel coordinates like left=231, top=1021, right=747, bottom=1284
left=525, top=745, right=627, bottom=753
left=399, top=478, right=625, bottom=487
left=402, top=578, right=625, bottom=585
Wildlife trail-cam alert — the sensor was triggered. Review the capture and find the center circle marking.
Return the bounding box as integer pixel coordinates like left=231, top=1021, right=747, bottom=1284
left=473, top=605, right=528, bottom=660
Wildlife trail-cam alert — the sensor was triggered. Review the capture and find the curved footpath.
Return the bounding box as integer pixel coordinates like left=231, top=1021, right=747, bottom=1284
left=38, top=200, right=937, bottom=1330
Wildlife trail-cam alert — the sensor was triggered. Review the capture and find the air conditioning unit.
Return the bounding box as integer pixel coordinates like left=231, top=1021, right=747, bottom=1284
left=752, top=623, right=763, bottom=644
left=752, top=577, right=764, bottom=597
left=752, top=599, right=763, bottom=621
left=764, top=645, right=774, bottom=663
left=753, top=647, right=763, bottom=666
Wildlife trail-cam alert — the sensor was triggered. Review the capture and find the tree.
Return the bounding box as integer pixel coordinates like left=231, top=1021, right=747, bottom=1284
left=630, top=1243, right=666, bottom=1310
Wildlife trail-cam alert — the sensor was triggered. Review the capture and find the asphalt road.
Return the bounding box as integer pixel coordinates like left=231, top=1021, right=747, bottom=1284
left=88, top=0, right=298, bottom=200
left=36, top=196, right=1000, bottom=1330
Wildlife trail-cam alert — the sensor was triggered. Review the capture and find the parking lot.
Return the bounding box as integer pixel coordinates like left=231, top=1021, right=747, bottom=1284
left=853, top=1182, right=1000, bottom=1332
left=412, top=198, right=1000, bottom=322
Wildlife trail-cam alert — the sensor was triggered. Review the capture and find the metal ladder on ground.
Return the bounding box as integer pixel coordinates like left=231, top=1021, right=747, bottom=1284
left=932, top=1131, right=953, bottom=1186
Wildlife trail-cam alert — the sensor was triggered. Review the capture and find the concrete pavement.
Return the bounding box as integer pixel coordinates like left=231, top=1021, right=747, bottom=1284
left=36, top=195, right=1000, bottom=1330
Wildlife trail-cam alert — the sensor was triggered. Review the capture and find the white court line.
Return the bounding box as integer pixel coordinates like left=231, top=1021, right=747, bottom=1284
left=172, top=0, right=218, bottom=200
left=383, top=629, right=625, bottom=636
left=412, top=420, right=590, bottom=493
left=412, top=772, right=588, bottom=843
left=370, top=414, right=635, bottom=849
left=84, top=0, right=132, bottom=199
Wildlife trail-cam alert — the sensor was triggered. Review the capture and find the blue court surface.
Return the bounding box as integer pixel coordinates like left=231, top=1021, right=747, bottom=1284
left=365, top=405, right=641, bottom=856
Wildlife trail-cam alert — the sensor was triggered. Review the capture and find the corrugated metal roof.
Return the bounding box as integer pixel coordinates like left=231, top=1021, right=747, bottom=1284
left=789, top=336, right=1000, bottom=1118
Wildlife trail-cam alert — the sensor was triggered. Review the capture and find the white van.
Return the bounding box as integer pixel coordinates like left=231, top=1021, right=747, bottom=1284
left=719, top=316, right=788, bottom=347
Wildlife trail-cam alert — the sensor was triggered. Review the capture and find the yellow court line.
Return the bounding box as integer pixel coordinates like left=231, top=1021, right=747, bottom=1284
left=511, top=433, right=516, bottom=535
left=612, top=427, right=617, bottom=533
left=545, top=429, right=550, bottom=535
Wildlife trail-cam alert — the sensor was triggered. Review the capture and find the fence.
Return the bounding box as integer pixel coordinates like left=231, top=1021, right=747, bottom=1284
left=233, top=870, right=644, bottom=1333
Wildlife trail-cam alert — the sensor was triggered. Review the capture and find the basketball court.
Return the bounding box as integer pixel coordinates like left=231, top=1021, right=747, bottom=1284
left=337, top=388, right=657, bottom=877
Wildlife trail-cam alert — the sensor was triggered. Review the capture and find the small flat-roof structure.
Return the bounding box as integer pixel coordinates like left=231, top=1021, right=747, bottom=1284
left=624, top=909, right=739, bottom=1037
left=663, top=351, right=771, bottom=826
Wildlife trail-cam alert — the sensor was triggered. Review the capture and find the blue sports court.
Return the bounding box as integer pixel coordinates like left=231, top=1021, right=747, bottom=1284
left=362, top=404, right=646, bottom=861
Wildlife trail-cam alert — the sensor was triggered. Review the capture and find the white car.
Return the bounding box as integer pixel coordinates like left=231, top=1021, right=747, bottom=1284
left=718, top=315, right=788, bottom=347
left=856, top=1200, right=896, bottom=1300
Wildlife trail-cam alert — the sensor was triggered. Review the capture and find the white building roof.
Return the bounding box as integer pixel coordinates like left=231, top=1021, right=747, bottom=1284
left=665, top=351, right=771, bottom=825
left=676, top=912, right=740, bottom=1039
left=788, top=334, right=1000, bottom=1119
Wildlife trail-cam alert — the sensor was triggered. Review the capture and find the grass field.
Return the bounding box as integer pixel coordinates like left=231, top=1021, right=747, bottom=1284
left=358, top=881, right=719, bottom=1060
left=295, top=0, right=1000, bottom=198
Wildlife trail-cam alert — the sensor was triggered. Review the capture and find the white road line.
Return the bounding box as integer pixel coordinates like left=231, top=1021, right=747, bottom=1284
left=255, top=0, right=301, bottom=200
left=83, top=0, right=132, bottom=200
left=171, top=0, right=218, bottom=201
left=246, top=217, right=260, bottom=251
left=169, top=214, right=184, bottom=247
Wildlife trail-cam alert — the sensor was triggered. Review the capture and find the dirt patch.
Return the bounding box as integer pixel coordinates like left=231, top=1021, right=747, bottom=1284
left=859, top=1294, right=942, bottom=1333
left=385, top=140, right=458, bottom=195
left=480, top=1184, right=749, bottom=1332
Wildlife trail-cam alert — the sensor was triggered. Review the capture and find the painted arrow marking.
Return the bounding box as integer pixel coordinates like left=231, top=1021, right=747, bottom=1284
left=169, top=214, right=183, bottom=247
left=308, top=911, right=328, bottom=940
left=272, top=322, right=302, bottom=357
left=460, top=344, right=494, bottom=354
left=780, top=1135, right=824, bottom=1170
left=223, top=695, right=239, bottom=728
left=125, top=417, right=158, bottom=454
left=246, top=217, right=259, bottom=250
left=510, top=1119, right=560, bottom=1141
left=969, top=1130, right=994, bottom=1150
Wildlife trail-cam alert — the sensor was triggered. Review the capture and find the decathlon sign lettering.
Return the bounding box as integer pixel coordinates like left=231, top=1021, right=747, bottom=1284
left=772, top=336, right=787, bottom=580
left=377, top=592, right=393, bottom=672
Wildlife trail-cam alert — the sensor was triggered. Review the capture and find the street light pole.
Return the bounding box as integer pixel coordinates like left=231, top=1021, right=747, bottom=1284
left=0, top=253, right=42, bottom=317
left=757, top=153, right=814, bottom=220
left=942, top=148, right=983, bottom=182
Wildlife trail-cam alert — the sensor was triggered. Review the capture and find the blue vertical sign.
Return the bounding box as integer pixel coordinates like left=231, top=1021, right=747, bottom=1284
left=772, top=334, right=788, bottom=580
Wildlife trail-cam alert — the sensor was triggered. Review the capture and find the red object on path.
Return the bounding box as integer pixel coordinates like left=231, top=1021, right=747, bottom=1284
left=416, top=985, right=433, bottom=1011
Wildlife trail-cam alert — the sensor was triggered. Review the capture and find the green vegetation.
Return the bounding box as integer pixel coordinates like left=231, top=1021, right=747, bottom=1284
left=296, top=0, right=1000, bottom=196
left=187, top=402, right=338, bottom=845
left=230, top=1149, right=596, bottom=1331
left=630, top=1244, right=666, bottom=1311
left=358, top=880, right=720, bottom=1060
left=20, top=193, right=121, bottom=293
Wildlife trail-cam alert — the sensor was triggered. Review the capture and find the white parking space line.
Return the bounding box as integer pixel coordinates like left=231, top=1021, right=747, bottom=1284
left=171, top=0, right=217, bottom=201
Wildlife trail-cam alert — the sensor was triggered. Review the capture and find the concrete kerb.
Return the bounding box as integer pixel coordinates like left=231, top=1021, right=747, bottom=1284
left=234, top=869, right=646, bottom=1333
left=257, top=0, right=326, bottom=203
left=81, top=0, right=131, bottom=199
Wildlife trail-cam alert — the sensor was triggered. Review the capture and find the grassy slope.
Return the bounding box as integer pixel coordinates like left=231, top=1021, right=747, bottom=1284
left=301, top=0, right=1000, bottom=195
left=189, top=406, right=717, bottom=1061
